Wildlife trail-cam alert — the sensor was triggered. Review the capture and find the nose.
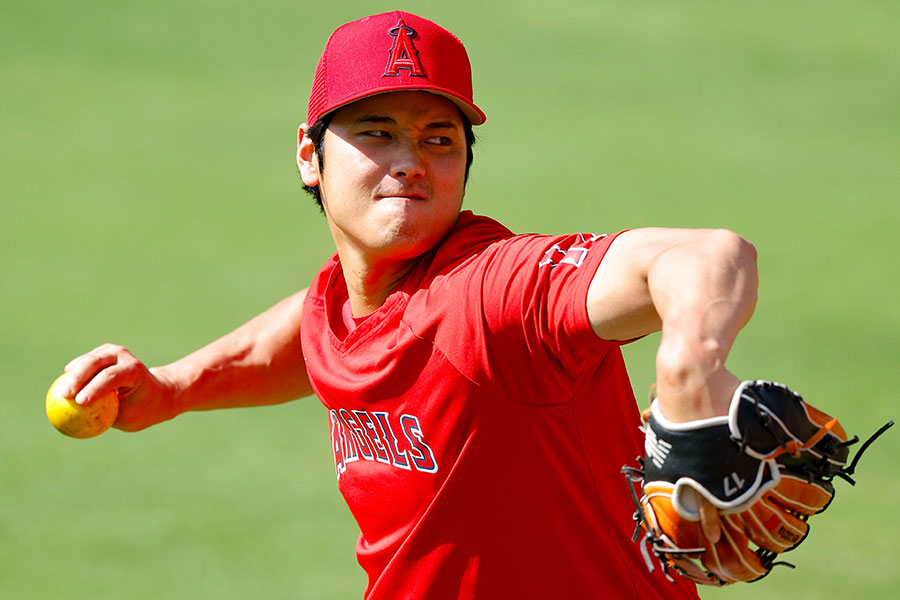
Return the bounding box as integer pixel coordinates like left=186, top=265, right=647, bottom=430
left=390, top=142, right=426, bottom=181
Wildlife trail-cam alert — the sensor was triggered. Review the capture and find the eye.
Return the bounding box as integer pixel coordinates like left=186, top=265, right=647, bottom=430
left=425, top=135, right=453, bottom=146
left=362, top=130, right=391, bottom=139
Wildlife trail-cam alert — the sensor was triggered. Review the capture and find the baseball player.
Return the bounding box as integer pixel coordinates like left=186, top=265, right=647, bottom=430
left=61, top=10, right=770, bottom=599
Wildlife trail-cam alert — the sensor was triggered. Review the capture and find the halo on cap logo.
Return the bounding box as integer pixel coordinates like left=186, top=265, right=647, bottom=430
left=384, top=19, right=426, bottom=78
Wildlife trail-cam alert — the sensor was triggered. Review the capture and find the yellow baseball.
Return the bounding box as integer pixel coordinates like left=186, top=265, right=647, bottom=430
left=45, top=374, right=118, bottom=439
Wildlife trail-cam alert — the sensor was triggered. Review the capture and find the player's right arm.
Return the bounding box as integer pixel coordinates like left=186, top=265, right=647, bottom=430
left=60, top=288, right=313, bottom=432
left=586, top=228, right=758, bottom=422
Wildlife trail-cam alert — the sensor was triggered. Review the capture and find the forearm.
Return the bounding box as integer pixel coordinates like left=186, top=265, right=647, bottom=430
left=155, top=288, right=313, bottom=415
left=650, top=231, right=758, bottom=421
left=63, top=288, right=314, bottom=432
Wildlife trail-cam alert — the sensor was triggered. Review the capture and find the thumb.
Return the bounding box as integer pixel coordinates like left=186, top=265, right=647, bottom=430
left=699, top=495, right=722, bottom=544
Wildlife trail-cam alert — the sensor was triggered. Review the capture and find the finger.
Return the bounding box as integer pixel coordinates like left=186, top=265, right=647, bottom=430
left=61, top=349, right=122, bottom=400
left=63, top=342, right=118, bottom=373
left=64, top=343, right=129, bottom=374
left=699, top=496, right=722, bottom=544
left=75, top=360, right=140, bottom=406
left=62, top=344, right=135, bottom=405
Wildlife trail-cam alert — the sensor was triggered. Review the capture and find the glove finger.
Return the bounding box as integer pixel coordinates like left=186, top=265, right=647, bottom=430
left=743, top=493, right=809, bottom=552
left=702, top=515, right=770, bottom=583
left=770, top=472, right=834, bottom=515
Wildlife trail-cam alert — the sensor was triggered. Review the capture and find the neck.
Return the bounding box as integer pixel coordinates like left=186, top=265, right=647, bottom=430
left=339, top=251, right=420, bottom=316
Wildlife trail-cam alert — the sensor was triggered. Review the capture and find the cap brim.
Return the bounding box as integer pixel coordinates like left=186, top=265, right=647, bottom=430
left=318, top=86, right=486, bottom=126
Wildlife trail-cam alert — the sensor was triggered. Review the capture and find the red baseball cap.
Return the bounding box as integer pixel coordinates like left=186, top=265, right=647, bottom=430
left=306, top=11, right=486, bottom=126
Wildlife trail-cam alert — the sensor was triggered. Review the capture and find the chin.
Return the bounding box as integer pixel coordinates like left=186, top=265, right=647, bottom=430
left=373, top=235, right=433, bottom=261
left=372, top=226, right=449, bottom=261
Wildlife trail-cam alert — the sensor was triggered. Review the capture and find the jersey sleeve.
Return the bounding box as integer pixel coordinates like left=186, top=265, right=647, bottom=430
left=412, top=229, right=628, bottom=404
left=484, top=230, right=625, bottom=354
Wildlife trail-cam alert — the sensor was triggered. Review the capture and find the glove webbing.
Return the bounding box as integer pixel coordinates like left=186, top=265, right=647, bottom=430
left=833, top=419, right=894, bottom=485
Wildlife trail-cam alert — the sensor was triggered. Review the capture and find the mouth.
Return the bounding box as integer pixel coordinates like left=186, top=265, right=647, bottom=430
left=377, top=192, right=427, bottom=202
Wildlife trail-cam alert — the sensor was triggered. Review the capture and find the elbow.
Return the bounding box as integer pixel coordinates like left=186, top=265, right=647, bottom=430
left=710, top=228, right=759, bottom=316
left=732, top=231, right=758, bottom=288
left=734, top=231, right=758, bottom=267
left=711, top=228, right=757, bottom=262
left=709, top=228, right=758, bottom=278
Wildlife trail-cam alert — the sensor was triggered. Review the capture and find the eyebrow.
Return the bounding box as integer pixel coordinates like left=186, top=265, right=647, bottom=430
left=353, top=115, right=460, bottom=130
left=354, top=115, right=396, bottom=125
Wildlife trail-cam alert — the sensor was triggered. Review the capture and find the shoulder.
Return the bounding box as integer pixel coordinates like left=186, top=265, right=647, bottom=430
left=426, top=212, right=616, bottom=276
left=436, top=211, right=515, bottom=258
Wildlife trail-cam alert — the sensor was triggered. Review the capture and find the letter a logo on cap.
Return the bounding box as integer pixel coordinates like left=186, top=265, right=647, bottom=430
left=384, top=19, right=426, bottom=77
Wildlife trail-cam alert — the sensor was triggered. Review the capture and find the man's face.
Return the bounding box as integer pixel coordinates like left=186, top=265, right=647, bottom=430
left=299, top=91, right=468, bottom=265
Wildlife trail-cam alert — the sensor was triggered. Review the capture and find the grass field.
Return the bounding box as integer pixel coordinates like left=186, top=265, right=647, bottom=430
left=2, top=0, right=898, bottom=598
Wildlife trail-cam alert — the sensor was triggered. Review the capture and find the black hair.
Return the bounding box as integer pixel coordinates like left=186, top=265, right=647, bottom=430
left=300, top=108, right=476, bottom=213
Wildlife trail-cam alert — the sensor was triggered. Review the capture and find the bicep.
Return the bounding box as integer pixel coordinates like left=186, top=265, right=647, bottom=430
left=586, top=228, right=668, bottom=341
left=586, top=228, right=754, bottom=342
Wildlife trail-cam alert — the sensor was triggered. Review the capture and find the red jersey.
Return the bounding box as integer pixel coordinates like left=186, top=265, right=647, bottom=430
left=301, top=211, right=698, bottom=599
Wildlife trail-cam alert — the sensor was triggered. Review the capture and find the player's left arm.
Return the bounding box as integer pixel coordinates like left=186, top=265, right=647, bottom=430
left=586, top=227, right=758, bottom=422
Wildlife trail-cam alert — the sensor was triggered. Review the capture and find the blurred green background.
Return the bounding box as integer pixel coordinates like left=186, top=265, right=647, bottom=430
left=2, top=0, right=897, bottom=598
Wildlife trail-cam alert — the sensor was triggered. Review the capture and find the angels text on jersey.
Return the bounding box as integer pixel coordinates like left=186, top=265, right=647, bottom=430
left=330, top=409, right=438, bottom=479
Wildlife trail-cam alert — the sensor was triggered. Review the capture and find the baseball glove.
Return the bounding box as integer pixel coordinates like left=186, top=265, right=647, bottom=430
left=622, top=380, right=892, bottom=586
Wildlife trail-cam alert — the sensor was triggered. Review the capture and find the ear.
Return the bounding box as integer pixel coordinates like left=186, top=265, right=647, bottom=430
left=296, top=123, right=320, bottom=187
